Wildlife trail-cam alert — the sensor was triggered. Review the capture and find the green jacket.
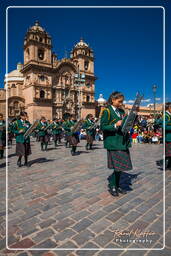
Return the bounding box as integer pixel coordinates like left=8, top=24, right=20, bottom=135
left=165, top=112, right=171, bottom=142
left=100, top=105, right=131, bottom=150
left=37, top=121, right=48, bottom=137
left=82, top=119, right=95, bottom=135
left=51, top=122, right=62, bottom=135
left=63, top=120, right=75, bottom=136
left=0, top=120, right=6, bottom=140
left=13, top=119, right=31, bottom=143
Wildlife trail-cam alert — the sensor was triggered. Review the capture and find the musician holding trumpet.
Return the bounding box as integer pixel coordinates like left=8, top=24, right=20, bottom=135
left=100, top=91, right=141, bottom=197
left=13, top=112, right=32, bottom=167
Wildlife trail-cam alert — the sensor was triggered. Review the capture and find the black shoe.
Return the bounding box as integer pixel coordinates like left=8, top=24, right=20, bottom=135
left=85, top=144, right=89, bottom=150
left=117, top=187, right=127, bottom=194
left=24, top=162, right=31, bottom=167
left=17, top=160, right=22, bottom=167
left=108, top=186, right=119, bottom=197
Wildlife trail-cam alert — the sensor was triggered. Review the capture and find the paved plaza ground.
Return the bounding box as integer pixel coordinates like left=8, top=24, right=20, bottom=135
left=0, top=139, right=171, bottom=256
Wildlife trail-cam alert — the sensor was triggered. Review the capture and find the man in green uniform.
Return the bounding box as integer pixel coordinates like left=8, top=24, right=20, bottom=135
left=83, top=114, right=95, bottom=150
left=13, top=112, right=31, bottom=167
left=0, top=113, right=6, bottom=159
left=51, top=118, right=62, bottom=148
left=36, top=117, right=49, bottom=151
left=63, top=114, right=79, bottom=155
left=165, top=102, right=171, bottom=170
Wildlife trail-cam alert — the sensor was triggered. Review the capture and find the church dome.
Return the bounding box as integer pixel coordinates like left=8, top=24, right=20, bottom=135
left=97, top=94, right=106, bottom=104
left=4, top=63, right=24, bottom=82
left=74, top=38, right=89, bottom=48
left=29, top=21, right=45, bottom=32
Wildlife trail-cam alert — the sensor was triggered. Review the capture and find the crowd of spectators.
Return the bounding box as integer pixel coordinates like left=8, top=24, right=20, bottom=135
left=130, top=114, right=163, bottom=144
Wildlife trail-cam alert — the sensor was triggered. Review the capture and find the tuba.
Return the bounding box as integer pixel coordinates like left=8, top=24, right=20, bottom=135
left=24, top=119, right=39, bottom=139
left=71, top=119, right=84, bottom=133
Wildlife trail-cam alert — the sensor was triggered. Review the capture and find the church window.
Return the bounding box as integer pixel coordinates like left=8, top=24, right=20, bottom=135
left=40, top=90, right=45, bottom=98
left=39, top=75, right=45, bottom=81
left=84, top=61, right=89, bottom=70
left=11, top=84, right=16, bottom=88
left=86, top=95, right=90, bottom=102
left=38, top=49, right=44, bottom=60
left=86, top=83, right=90, bottom=88
left=39, top=37, right=43, bottom=42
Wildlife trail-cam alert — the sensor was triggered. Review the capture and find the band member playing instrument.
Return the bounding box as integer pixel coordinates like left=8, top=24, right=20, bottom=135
left=51, top=118, right=61, bottom=148
left=83, top=114, right=95, bottom=150
left=100, top=91, right=133, bottom=196
left=0, top=113, right=6, bottom=159
left=37, top=117, right=48, bottom=151
left=63, top=114, right=79, bottom=155
left=165, top=102, right=171, bottom=170
left=13, top=112, right=31, bottom=167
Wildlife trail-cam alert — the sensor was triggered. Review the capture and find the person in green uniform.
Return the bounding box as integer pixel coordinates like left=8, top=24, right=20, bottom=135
left=51, top=118, right=61, bottom=148
left=63, top=114, right=79, bottom=155
left=13, top=112, right=31, bottom=167
left=83, top=114, right=95, bottom=150
left=0, top=113, right=6, bottom=159
left=36, top=117, right=49, bottom=151
left=8, top=120, right=15, bottom=146
left=165, top=102, right=171, bottom=170
left=100, top=91, right=133, bottom=196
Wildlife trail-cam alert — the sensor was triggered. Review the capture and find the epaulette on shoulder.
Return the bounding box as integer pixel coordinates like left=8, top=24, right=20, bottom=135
left=101, top=107, right=110, bottom=120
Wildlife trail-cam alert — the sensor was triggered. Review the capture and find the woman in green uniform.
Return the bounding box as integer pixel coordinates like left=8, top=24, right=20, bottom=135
left=100, top=91, right=132, bottom=196
left=165, top=102, right=171, bottom=170
left=13, top=112, right=31, bottom=167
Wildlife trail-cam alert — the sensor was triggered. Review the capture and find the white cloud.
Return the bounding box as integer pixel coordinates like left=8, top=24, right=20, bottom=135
left=156, top=97, right=161, bottom=101
left=141, top=99, right=151, bottom=103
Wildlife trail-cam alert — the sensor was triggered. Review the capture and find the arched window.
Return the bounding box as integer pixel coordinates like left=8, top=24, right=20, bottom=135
left=86, top=95, right=90, bottom=102
left=38, top=49, right=44, bottom=60
left=39, top=37, right=43, bottom=42
left=40, top=90, right=45, bottom=98
left=84, top=61, right=89, bottom=70
left=11, top=84, right=16, bottom=88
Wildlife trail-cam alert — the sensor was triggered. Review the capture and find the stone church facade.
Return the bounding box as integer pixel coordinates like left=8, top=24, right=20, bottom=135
left=1, top=21, right=97, bottom=122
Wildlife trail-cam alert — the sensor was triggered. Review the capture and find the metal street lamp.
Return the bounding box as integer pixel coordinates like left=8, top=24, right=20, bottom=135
left=152, top=84, right=157, bottom=117
left=73, top=70, right=85, bottom=119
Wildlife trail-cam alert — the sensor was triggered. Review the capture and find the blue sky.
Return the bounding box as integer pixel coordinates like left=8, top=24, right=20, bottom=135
left=1, top=0, right=170, bottom=105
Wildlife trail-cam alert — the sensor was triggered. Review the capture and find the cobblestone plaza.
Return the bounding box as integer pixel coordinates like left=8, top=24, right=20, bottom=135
left=0, top=140, right=171, bottom=255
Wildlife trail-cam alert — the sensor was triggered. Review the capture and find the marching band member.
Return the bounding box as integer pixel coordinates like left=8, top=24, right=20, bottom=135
left=0, top=113, right=6, bottom=159
left=37, top=117, right=48, bottom=151
left=13, top=112, right=31, bottom=167
left=63, top=114, right=79, bottom=156
left=51, top=118, right=61, bottom=148
left=100, top=91, right=133, bottom=196
left=165, top=102, right=171, bottom=170
left=83, top=114, right=95, bottom=150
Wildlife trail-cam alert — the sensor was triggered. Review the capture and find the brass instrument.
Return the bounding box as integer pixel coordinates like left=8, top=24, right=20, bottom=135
left=43, top=122, right=52, bottom=131
left=88, top=119, right=100, bottom=130
left=24, top=119, right=39, bottom=139
left=71, top=119, right=84, bottom=133
left=121, top=92, right=143, bottom=134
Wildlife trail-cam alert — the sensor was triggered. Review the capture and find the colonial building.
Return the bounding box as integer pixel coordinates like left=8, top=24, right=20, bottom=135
left=2, top=21, right=97, bottom=122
